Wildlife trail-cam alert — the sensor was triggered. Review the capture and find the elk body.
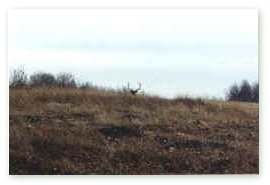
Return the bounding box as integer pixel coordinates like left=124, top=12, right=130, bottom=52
left=127, top=83, right=142, bottom=95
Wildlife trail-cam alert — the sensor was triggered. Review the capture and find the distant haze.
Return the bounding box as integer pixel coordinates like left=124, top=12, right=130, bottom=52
left=8, top=9, right=258, bottom=98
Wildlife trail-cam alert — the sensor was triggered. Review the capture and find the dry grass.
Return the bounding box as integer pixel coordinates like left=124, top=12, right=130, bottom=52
left=9, top=87, right=259, bottom=174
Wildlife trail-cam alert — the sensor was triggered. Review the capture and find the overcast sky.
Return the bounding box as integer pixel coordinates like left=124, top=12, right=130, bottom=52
left=8, top=9, right=258, bottom=98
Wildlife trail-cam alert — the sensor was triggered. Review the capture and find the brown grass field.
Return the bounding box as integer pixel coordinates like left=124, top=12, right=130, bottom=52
left=9, top=87, right=259, bottom=174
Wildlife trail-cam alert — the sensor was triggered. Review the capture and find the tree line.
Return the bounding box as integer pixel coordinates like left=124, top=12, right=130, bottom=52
left=9, top=67, right=123, bottom=92
left=9, top=67, right=259, bottom=102
left=226, top=80, right=259, bottom=103
left=10, top=68, right=76, bottom=88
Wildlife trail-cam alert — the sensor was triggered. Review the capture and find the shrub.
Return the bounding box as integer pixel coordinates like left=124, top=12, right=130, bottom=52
left=79, top=82, right=95, bottom=89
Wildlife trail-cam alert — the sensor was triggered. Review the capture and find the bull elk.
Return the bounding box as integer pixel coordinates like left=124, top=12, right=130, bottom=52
left=127, top=82, right=142, bottom=95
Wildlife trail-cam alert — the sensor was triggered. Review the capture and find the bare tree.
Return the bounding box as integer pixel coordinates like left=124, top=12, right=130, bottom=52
left=56, top=72, right=77, bottom=88
left=127, top=82, right=142, bottom=95
left=9, top=66, right=28, bottom=87
left=30, top=72, right=56, bottom=87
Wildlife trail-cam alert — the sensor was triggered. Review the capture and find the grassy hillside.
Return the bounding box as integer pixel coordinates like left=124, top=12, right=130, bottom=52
left=9, top=87, right=259, bottom=174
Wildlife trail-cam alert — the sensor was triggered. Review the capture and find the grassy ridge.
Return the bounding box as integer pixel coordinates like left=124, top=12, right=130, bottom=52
left=9, top=87, right=259, bottom=174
